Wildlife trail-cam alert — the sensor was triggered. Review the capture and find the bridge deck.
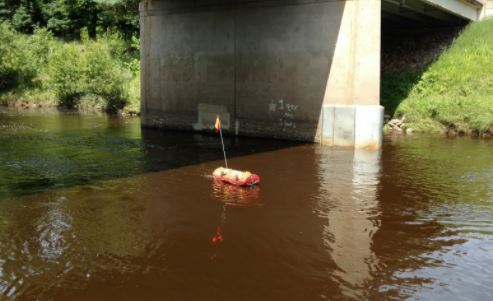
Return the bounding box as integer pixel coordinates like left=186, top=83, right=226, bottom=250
left=383, top=0, right=484, bottom=24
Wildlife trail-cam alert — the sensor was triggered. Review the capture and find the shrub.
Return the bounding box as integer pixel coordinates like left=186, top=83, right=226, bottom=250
left=123, top=68, right=140, bottom=113
left=0, top=23, right=140, bottom=113
left=0, top=22, right=28, bottom=91
left=47, top=39, right=127, bottom=111
left=0, top=23, right=53, bottom=93
left=83, top=41, right=126, bottom=112
left=47, top=43, right=85, bottom=107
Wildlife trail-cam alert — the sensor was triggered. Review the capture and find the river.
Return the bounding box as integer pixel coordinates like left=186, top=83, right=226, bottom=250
left=0, top=107, right=492, bottom=301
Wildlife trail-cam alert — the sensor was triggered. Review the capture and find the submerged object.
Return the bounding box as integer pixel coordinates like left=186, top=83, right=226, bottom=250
left=212, top=226, right=223, bottom=243
left=212, top=167, right=260, bottom=186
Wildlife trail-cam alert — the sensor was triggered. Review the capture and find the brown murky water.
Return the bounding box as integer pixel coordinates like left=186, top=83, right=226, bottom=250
left=1, top=107, right=492, bottom=300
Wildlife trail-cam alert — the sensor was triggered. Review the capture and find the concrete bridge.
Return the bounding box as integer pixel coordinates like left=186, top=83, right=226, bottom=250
left=139, top=0, right=488, bottom=149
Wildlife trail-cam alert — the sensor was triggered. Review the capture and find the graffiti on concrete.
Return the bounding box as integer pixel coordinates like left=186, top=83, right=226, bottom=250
left=268, top=99, right=298, bottom=131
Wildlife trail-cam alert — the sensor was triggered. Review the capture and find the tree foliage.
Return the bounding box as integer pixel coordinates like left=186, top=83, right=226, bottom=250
left=0, top=22, right=53, bottom=92
left=0, top=0, right=140, bottom=113
left=0, top=0, right=139, bottom=38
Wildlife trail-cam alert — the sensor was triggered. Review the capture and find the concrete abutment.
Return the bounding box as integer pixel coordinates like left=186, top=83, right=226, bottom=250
left=140, top=0, right=383, bottom=149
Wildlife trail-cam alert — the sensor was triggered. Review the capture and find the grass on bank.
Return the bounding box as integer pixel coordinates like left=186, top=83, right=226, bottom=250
left=0, top=22, right=140, bottom=113
left=391, top=18, right=493, bottom=135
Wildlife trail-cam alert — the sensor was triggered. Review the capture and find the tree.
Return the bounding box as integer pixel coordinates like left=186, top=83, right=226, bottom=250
left=98, top=0, right=139, bottom=39
left=12, top=4, right=32, bottom=32
left=0, top=0, right=139, bottom=40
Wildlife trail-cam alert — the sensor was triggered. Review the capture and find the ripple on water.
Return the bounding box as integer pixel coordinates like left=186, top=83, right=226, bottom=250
left=1, top=109, right=493, bottom=300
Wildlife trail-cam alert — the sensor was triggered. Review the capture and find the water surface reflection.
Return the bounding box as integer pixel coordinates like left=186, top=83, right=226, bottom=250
left=315, top=149, right=381, bottom=299
left=0, top=108, right=492, bottom=300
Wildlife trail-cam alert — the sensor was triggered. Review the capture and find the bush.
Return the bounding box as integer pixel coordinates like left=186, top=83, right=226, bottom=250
left=48, top=43, right=85, bottom=107
left=47, top=38, right=128, bottom=111
left=0, top=23, right=140, bottom=113
left=123, top=68, right=140, bottom=113
left=0, top=23, right=53, bottom=93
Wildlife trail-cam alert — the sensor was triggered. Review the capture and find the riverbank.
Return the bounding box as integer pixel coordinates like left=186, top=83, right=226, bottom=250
left=3, top=18, right=492, bottom=132
left=0, top=23, right=140, bottom=114
left=385, top=19, right=493, bottom=136
left=0, top=101, right=139, bottom=117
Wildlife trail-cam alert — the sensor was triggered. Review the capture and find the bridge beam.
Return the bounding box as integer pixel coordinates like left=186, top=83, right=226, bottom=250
left=423, top=0, right=483, bottom=21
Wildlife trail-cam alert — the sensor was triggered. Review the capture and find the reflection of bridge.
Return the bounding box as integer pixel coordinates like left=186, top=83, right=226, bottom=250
left=139, top=0, right=489, bottom=149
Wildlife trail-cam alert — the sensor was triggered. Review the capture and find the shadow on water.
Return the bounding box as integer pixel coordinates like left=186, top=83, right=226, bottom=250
left=141, top=127, right=304, bottom=173
left=0, top=107, right=303, bottom=200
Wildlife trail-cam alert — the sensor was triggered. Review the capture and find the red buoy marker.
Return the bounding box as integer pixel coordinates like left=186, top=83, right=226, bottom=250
left=212, top=167, right=260, bottom=187
left=213, top=115, right=260, bottom=186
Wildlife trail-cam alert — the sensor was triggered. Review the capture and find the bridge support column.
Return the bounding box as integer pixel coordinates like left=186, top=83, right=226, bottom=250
left=319, top=0, right=383, bottom=149
left=139, top=0, right=383, bottom=149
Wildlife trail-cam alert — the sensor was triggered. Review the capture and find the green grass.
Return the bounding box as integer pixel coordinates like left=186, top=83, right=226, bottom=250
left=381, top=68, right=425, bottom=117
left=393, top=19, right=493, bottom=135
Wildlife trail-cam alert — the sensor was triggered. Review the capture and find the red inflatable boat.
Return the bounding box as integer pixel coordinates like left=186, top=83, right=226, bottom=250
left=212, top=167, right=260, bottom=186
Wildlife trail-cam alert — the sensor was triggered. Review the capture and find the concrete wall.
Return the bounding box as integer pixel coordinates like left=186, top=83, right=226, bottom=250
left=483, top=0, right=493, bottom=18
left=321, top=0, right=383, bottom=148
left=140, top=0, right=383, bottom=148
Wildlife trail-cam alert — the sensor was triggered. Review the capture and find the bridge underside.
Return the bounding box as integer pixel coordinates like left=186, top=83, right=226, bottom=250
left=383, top=0, right=475, bottom=34
left=139, top=0, right=482, bottom=149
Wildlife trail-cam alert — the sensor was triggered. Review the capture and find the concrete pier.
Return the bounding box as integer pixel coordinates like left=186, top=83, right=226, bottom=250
left=139, top=0, right=483, bottom=149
